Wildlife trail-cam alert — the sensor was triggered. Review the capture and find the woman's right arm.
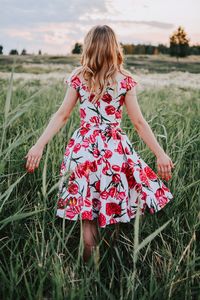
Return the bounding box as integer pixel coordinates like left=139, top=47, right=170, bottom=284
left=124, top=87, right=175, bottom=181
left=24, top=86, right=79, bottom=173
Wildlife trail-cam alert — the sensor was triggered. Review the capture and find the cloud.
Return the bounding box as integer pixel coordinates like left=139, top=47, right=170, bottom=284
left=0, top=0, right=109, bottom=27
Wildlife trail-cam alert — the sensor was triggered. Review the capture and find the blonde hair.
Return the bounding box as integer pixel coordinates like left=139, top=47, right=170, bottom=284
left=74, top=24, right=132, bottom=103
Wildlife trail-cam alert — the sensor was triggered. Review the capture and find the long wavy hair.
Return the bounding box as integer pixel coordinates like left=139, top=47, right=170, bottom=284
left=74, top=25, right=132, bottom=103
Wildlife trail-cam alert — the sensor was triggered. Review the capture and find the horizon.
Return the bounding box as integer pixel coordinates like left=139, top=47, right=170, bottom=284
left=0, top=0, right=199, bottom=55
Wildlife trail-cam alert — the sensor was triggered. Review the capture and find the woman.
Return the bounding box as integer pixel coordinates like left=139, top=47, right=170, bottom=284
left=24, top=25, right=174, bottom=263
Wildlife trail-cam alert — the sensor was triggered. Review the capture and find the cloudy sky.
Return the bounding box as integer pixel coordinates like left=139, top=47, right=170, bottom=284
left=0, top=0, right=199, bottom=55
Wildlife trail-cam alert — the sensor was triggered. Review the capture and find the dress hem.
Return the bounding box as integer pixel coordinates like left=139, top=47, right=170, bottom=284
left=55, top=196, right=173, bottom=228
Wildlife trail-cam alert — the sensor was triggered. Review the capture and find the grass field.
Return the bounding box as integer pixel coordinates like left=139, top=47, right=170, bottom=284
left=0, top=55, right=200, bottom=299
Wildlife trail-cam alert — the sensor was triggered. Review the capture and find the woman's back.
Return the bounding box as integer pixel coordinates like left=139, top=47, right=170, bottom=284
left=65, top=68, right=138, bottom=128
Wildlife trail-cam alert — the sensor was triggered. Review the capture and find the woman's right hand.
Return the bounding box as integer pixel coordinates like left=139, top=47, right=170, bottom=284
left=156, top=152, right=175, bottom=181
left=24, top=144, right=44, bottom=173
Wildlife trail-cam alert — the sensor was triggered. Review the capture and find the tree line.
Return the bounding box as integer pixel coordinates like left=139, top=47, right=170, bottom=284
left=1, top=26, right=199, bottom=58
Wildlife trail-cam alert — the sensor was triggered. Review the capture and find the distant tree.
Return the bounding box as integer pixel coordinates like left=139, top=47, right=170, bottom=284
left=169, top=26, right=190, bottom=58
left=190, top=44, right=200, bottom=55
left=9, top=49, right=19, bottom=55
left=158, top=43, right=169, bottom=54
left=122, top=43, right=135, bottom=54
left=38, top=49, right=42, bottom=55
left=72, top=42, right=82, bottom=54
left=0, top=45, right=3, bottom=55
left=21, top=49, right=27, bottom=55
left=146, top=45, right=155, bottom=55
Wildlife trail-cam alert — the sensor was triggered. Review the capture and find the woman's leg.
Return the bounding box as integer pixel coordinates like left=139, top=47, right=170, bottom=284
left=81, top=218, right=100, bottom=263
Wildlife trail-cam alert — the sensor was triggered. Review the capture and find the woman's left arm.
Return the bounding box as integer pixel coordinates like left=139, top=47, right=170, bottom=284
left=124, top=87, right=175, bottom=180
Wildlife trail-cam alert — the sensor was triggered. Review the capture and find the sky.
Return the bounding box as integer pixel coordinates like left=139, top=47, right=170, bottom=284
left=0, top=0, right=199, bottom=55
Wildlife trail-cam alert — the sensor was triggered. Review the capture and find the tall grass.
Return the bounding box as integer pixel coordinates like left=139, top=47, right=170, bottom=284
left=0, top=65, right=200, bottom=300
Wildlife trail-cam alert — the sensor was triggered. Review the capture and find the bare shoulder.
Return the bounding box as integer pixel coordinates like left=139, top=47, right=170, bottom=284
left=117, top=68, right=135, bottom=81
left=72, top=66, right=84, bottom=77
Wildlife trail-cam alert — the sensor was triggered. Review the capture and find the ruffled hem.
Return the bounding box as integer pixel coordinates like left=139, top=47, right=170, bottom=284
left=55, top=194, right=173, bottom=228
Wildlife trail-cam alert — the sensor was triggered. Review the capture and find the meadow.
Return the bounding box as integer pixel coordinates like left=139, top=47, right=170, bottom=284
left=0, top=54, right=200, bottom=300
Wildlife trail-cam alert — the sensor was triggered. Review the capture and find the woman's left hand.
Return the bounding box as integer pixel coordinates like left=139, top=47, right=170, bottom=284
left=24, top=144, right=44, bottom=173
left=156, top=153, right=175, bottom=181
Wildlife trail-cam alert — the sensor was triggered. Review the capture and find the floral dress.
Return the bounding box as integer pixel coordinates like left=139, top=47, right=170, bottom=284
left=55, top=68, right=174, bottom=228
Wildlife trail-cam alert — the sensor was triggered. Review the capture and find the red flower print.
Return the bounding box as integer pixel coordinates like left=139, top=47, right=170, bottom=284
left=85, top=198, right=92, bottom=207
left=90, top=116, right=100, bottom=124
left=119, top=95, right=125, bottom=106
left=98, top=213, right=106, bottom=227
left=135, top=183, right=142, bottom=193
left=110, top=218, right=117, bottom=224
left=121, top=162, right=128, bottom=173
left=95, top=180, right=100, bottom=192
left=155, top=188, right=169, bottom=208
left=89, top=93, right=95, bottom=102
left=106, top=203, right=121, bottom=216
left=82, top=138, right=90, bottom=148
left=155, top=188, right=164, bottom=198
left=76, top=161, right=90, bottom=178
left=69, top=171, right=76, bottom=181
left=112, top=174, right=121, bottom=183
left=102, top=93, right=112, bottom=103
left=80, top=127, right=90, bottom=136
left=112, top=165, right=121, bottom=172
left=57, top=198, right=65, bottom=209
left=93, top=129, right=101, bottom=137
left=92, top=198, right=101, bottom=210
left=89, top=134, right=96, bottom=143
left=116, top=191, right=126, bottom=200
left=70, top=75, right=81, bottom=90
left=141, top=191, right=147, bottom=201
left=127, top=176, right=136, bottom=189
left=144, top=166, right=157, bottom=180
left=157, top=196, right=168, bottom=208
left=82, top=210, right=93, bottom=220
left=80, top=108, right=86, bottom=119
left=86, top=184, right=91, bottom=197
left=68, top=138, right=75, bottom=148
left=109, top=186, right=117, bottom=197
left=89, top=160, right=98, bottom=172
left=93, top=148, right=100, bottom=158
left=126, top=76, right=137, bottom=91
left=125, top=165, right=134, bottom=177
left=73, top=143, right=81, bottom=153
left=115, top=141, right=124, bottom=154
left=65, top=210, right=77, bottom=219
left=82, top=84, right=88, bottom=92
left=104, top=150, right=113, bottom=159
left=127, top=158, right=135, bottom=168
left=115, top=110, right=122, bottom=119
left=105, top=105, right=116, bottom=115
left=64, top=147, right=70, bottom=156
left=67, top=197, right=78, bottom=206
left=125, top=147, right=131, bottom=154
left=100, top=190, right=109, bottom=200
left=120, top=78, right=127, bottom=89
left=127, top=208, right=132, bottom=218
left=139, top=169, right=150, bottom=187
left=68, top=183, right=79, bottom=194
left=78, top=196, right=84, bottom=206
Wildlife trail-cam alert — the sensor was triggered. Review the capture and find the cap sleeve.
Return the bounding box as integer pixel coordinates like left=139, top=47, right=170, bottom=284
left=126, top=76, right=138, bottom=92
left=64, top=69, right=81, bottom=92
